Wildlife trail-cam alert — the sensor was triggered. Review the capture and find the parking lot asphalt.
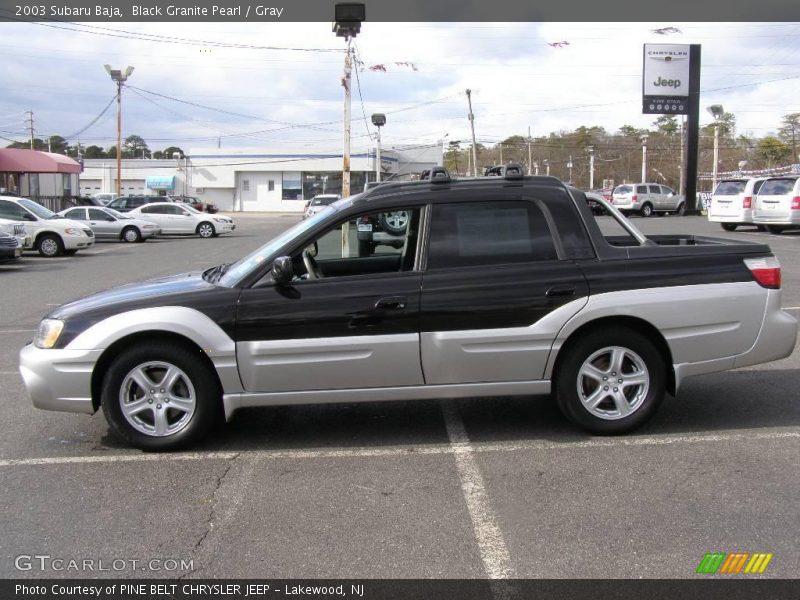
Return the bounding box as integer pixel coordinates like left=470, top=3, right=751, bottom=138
left=0, top=212, right=798, bottom=579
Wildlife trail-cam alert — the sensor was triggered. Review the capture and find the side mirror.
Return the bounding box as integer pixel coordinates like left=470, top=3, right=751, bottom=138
left=270, top=256, right=294, bottom=285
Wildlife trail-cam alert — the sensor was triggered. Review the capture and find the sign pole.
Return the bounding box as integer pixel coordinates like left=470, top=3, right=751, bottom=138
left=684, top=44, right=701, bottom=214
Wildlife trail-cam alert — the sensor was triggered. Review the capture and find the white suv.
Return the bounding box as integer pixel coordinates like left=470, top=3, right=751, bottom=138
left=708, top=178, right=767, bottom=232
left=0, top=196, right=95, bottom=257
left=611, top=183, right=684, bottom=217
left=752, top=176, right=800, bottom=234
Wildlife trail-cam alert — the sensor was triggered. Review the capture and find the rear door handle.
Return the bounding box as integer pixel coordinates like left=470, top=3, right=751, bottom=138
left=546, top=286, right=576, bottom=298
left=375, top=296, right=407, bottom=310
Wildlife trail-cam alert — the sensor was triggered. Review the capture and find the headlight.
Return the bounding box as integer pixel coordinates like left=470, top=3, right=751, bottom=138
left=63, top=228, right=81, bottom=236
left=34, top=319, right=64, bottom=349
left=213, top=217, right=229, bottom=223
left=143, top=224, right=157, bottom=229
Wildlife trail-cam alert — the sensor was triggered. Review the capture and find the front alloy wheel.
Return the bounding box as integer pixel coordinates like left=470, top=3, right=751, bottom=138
left=197, top=222, right=215, bottom=238
left=101, top=342, right=221, bottom=450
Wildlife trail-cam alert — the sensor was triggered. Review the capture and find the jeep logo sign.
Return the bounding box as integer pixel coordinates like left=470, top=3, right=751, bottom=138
left=643, top=44, right=690, bottom=97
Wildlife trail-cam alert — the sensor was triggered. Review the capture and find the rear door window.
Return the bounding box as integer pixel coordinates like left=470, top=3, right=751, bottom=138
left=637, top=185, right=648, bottom=194
left=426, top=201, right=558, bottom=270
left=64, top=208, right=86, bottom=219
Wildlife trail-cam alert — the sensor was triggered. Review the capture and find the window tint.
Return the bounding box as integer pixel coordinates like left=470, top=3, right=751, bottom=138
left=0, top=200, right=26, bottom=220
left=614, top=185, right=633, bottom=195
left=714, top=181, right=746, bottom=195
left=760, top=178, right=797, bottom=196
left=636, top=185, right=648, bottom=194
left=661, top=186, right=675, bottom=195
left=648, top=185, right=660, bottom=194
left=89, top=209, right=110, bottom=220
left=64, top=208, right=86, bottom=219
left=167, top=205, right=187, bottom=215
left=427, top=201, right=557, bottom=270
left=142, top=205, right=168, bottom=214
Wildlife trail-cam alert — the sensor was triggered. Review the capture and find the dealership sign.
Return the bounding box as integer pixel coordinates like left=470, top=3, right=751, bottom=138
left=643, top=44, right=691, bottom=115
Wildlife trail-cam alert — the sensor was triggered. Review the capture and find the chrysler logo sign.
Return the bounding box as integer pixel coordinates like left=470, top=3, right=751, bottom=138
left=643, top=44, right=692, bottom=114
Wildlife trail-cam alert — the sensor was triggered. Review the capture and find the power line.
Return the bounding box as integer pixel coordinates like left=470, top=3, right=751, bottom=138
left=63, top=95, right=116, bottom=140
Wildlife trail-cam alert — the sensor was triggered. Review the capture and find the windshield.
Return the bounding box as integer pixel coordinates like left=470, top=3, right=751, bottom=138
left=18, top=197, right=56, bottom=219
left=218, top=206, right=337, bottom=287
left=714, top=180, right=746, bottom=195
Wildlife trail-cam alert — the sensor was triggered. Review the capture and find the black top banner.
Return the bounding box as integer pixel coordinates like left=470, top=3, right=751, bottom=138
left=0, top=0, right=799, bottom=22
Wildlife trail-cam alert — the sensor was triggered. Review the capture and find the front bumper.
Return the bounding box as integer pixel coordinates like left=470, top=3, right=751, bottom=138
left=18, top=343, right=101, bottom=414
left=63, top=235, right=95, bottom=250
left=216, top=222, right=235, bottom=234
left=141, top=227, right=161, bottom=239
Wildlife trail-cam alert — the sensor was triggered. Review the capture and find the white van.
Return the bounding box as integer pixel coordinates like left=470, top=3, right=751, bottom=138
left=708, top=177, right=767, bottom=231
left=752, top=176, right=800, bottom=234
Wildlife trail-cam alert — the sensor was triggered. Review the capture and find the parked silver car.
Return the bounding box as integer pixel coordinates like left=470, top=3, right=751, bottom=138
left=611, top=183, right=685, bottom=217
left=752, top=176, right=800, bottom=234
left=58, top=206, right=161, bottom=243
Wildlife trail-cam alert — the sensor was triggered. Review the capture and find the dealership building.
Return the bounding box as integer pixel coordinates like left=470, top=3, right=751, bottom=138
left=79, top=144, right=443, bottom=212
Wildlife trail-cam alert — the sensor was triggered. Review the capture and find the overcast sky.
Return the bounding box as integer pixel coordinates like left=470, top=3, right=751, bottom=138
left=0, top=21, right=799, bottom=155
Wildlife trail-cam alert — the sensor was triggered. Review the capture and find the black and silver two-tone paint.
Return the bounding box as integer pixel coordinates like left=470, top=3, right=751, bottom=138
left=19, top=169, right=798, bottom=450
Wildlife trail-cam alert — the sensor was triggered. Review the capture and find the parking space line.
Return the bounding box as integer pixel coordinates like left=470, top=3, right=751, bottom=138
left=442, top=402, right=515, bottom=580
left=0, top=430, right=796, bottom=468
left=783, top=306, right=800, bottom=311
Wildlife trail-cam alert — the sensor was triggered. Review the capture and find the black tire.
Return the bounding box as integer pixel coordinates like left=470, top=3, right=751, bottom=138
left=62, top=249, right=78, bottom=256
left=101, top=341, right=222, bottom=451
left=766, top=225, right=785, bottom=234
left=639, top=203, right=653, bottom=218
left=675, top=203, right=685, bottom=216
left=555, top=327, right=666, bottom=435
left=358, top=239, right=374, bottom=256
left=721, top=223, right=738, bottom=232
left=121, top=226, right=141, bottom=243
left=37, top=233, right=64, bottom=257
left=378, top=210, right=409, bottom=235
left=197, top=222, right=215, bottom=238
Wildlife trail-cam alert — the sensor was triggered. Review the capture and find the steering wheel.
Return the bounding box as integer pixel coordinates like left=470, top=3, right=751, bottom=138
left=302, top=248, right=323, bottom=280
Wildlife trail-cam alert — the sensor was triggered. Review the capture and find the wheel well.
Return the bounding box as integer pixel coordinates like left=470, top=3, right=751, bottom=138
left=119, top=225, right=138, bottom=239
left=90, top=331, right=223, bottom=411
left=552, top=316, right=676, bottom=395
left=34, top=230, right=60, bottom=247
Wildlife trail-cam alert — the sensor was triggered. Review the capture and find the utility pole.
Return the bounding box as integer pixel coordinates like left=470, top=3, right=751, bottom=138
left=466, top=89, right=478, bottom=176
left=499, top=143, right=503, bottom=165
left=25, top=111, right=34, bottom=149
left=371, top=113, right=386, bottom=182
left=568, top=155, right=573, bottom=183
left=527, top=126, right=532, bottom=175
left=588, top=146, right=595, bottom=189
left=342, top=37, right=353, bottom=196
left=105, top=65, right=134, bottom=197
left=679, top=116, right=685, bottom=195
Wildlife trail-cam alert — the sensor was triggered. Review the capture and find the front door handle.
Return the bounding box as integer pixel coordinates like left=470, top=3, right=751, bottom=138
left=375, top=296, right=407, bottom=310
left=546, top=286, right=576, bottom=298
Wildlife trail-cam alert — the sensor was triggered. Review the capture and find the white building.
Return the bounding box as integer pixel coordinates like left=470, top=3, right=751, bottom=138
left=80, top=144, right=442, bottom=212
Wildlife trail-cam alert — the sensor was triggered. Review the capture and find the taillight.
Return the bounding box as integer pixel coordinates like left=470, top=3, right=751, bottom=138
left=632, top=195, right=638, bottom=203
left=744, top=256, right=781, bottom=289
left=791, top=197, right=800, bottom=210
left=743, top=196, right=752, bottom=209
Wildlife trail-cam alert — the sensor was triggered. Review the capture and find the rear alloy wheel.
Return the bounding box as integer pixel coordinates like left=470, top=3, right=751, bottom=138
left=197, top=222, right=215, bottom=238
left=121, top=226, right=141, bottom=243
left=640, top=203, right=653, bottom=218
left=101, top=342, right=221, bottom=451
left=555, top=327, right=666, bottom=434
left=37, top=233, right=64, bottom=257
left=766, top=225, right=785, bottom=234
left=721, top=223, right=738, bottom=232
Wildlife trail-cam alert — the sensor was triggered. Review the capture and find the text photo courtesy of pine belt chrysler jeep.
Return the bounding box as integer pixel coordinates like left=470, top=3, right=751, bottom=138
left=19, top=167, right=797, bottom=450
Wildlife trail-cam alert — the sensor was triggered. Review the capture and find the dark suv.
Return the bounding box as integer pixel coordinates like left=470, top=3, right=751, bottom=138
left=106, top=195, right=169, bottom=213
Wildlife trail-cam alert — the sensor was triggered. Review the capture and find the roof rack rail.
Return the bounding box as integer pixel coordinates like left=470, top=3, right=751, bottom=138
left=503, top=163, right=524, bottom=180
left=421, top=166, right=451, bottom=183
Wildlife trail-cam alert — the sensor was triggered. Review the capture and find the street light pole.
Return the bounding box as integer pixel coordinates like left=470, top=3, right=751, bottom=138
left=104, top=64, right=134, bottom=197
left=707, top=105, right=724, bottom=191
left=466, top=89, right=478, bottom=176
left=641, top=134, right=649, bottom=182
left=371, top=113, right=386, bottom=182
